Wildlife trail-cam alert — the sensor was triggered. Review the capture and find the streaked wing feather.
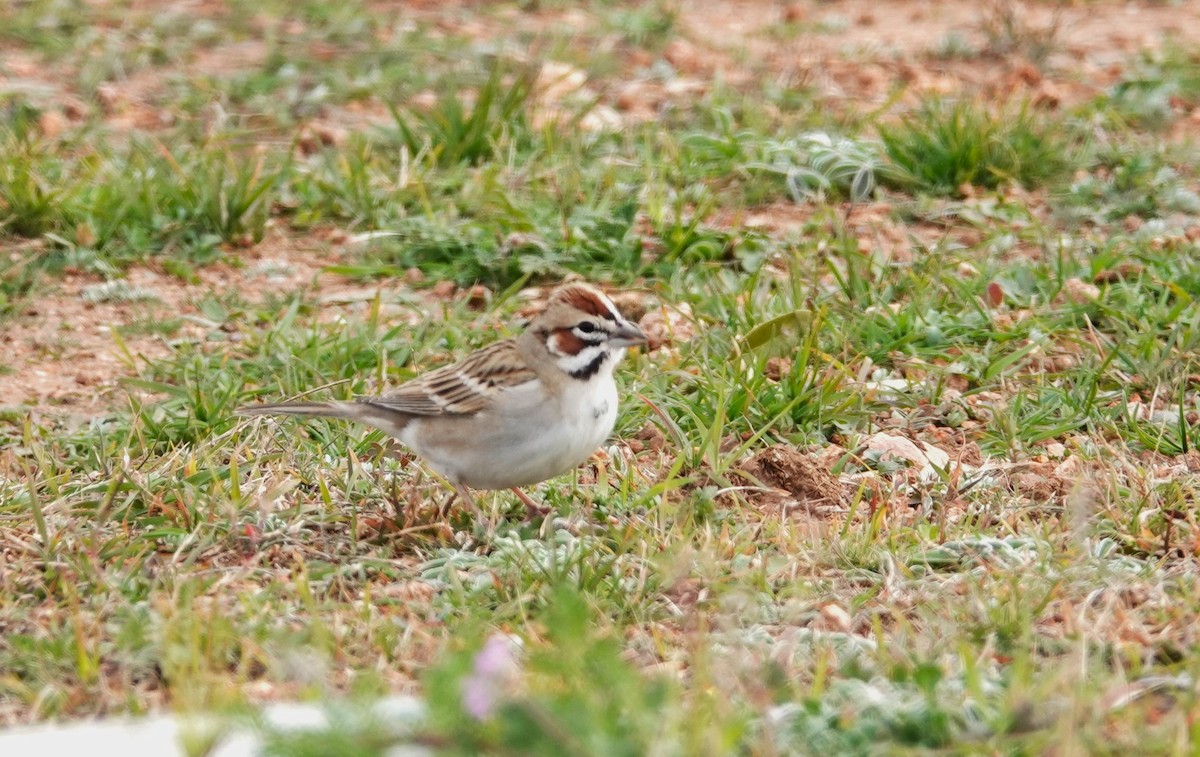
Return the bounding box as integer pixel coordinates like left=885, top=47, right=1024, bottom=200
left=358, top=340, right=536, bottom=417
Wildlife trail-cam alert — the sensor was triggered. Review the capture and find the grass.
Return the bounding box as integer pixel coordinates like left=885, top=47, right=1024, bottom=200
left=977, top=0, right=1062, bottom=65
left=1103, top=42, right=1200, bottom=128
left=1060, top=141, right=1200, bottom=224
left=387, top=60, right=539, bottom=168
left=3, top=1, right=1200, bottom=754
left=880, top=99, right=1072, bottom=196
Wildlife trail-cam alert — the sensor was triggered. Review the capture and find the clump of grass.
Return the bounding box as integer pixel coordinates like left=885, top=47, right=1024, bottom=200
left=175, top=142, right=284, bottom=246
left=0, top=246, right=51, bottom=320
left=880, top=99, right=1071, bottom=196
left=0, top=131, right=75, bottom=238
left=78, top=138, right=286, bottom=263
left=287, top=134, right=415, bottom=229
left=978, top=0, right=1061, bottom=64
left=1060, top=144, right=1200, bottom=224
left=0, top=0, right=93, bottom=56
left=1105, top=42, right=1200, bottom=128
left=388, top=60, right=537, bottom=167
left=0, top=129, right=286, bottom=266
left=603, top=1, right=678, bottom=49
left=329, top=215, right=522, bottom=287
left=0, top=95, right=45, bottom=137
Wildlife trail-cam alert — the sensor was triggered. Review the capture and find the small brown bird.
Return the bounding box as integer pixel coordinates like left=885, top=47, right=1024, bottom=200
left=237, top=282, right=647, bottom=519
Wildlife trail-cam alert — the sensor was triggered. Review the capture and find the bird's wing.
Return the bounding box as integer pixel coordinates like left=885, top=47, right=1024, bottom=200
left=357, top=339, right=538, bottom=416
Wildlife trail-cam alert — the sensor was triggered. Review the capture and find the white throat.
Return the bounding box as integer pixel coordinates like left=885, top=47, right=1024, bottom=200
left=556, top=344, right=624, bottom=380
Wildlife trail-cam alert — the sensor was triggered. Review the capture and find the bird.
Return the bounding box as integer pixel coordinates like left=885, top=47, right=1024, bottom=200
left=237, top=282, right=648, bottom=522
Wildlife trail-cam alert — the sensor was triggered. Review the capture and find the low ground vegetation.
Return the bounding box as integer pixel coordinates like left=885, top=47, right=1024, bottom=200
left=2, top=0, right=1200, bottom=753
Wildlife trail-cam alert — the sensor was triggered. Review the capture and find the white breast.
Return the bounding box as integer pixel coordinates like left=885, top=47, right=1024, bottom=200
left=402, top=370, right=621, bottom=491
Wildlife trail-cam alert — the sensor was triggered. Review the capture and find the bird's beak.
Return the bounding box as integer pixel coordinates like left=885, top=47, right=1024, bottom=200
left=609, top=321, right=648, bottom=348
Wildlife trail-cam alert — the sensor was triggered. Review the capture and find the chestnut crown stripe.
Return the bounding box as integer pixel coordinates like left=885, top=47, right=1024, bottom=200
left=553, top=285, right=619, bottom=321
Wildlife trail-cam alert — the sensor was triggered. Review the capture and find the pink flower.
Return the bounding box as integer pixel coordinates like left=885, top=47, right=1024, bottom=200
left=461, top=634, right=521, bottom=720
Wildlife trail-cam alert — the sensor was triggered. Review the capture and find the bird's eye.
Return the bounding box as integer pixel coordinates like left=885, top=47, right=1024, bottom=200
left=576, top=322, right=598, bottom=334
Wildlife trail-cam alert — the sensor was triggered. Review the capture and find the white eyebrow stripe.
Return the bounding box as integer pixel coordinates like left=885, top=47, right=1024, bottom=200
left=598, top=294, right=624, bottom=323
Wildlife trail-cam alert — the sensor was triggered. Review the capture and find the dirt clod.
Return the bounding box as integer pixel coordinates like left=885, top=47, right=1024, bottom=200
left=743, top=444, right=848, bottom=509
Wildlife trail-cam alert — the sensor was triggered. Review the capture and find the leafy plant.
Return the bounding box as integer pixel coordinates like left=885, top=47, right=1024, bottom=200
left=746, top=132, right=888, bottom=203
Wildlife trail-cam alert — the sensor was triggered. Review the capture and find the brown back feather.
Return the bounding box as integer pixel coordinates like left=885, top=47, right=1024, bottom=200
left=360, top=339, right=536, bottom=416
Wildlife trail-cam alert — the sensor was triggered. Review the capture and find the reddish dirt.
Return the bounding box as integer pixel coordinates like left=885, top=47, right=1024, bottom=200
left=2, top=232, right=336, bottom=415
left=685, top=0, right=1200, bottom=122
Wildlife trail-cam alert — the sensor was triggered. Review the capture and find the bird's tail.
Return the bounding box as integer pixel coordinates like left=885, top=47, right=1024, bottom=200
left=236, top=400, right=362, bottom=420
left=237, top=400, right=412, bottom=435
